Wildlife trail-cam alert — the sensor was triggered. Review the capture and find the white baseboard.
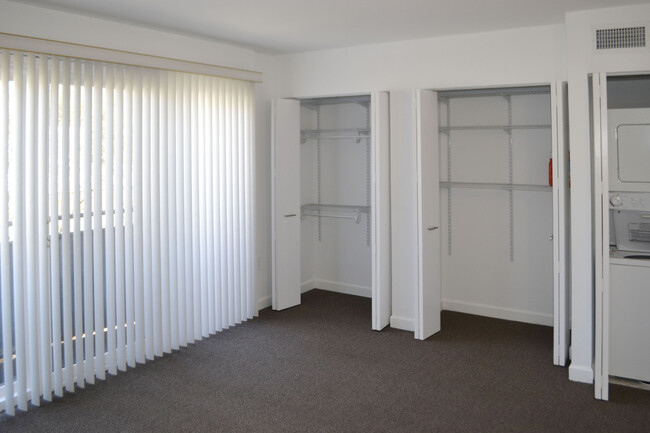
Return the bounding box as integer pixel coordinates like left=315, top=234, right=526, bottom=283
left=257, top=296, right=272, bottom=312
left=302, top=279, right=372, bottom=298
left=301, top=279, right=316, bottom=294
left=442, top=299, right=553, bottom=327
left=390, top=315, right=415, bottom=332
left=569, top=364, right=594, bottom=384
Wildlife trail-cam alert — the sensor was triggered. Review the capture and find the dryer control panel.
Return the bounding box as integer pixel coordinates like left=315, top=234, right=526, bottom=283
left=609, top=192, right=650, bottom=211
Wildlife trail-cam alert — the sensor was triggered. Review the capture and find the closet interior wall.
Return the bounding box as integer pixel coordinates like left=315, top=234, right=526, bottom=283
left=438, top=87, right=555, bottom=325
left=300, top=97, right=372, bottom=297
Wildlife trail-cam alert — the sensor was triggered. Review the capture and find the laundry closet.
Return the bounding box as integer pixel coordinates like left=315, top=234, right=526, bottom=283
left=592, top=73, right=650, bottom=399
left=272, top=93, right=390, bottom=330
left=414, top=85, right=570, bottom=363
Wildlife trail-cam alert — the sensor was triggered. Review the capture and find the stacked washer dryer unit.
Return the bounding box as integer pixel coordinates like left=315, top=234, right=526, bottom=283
left=608, top=108, right=650, bottom=385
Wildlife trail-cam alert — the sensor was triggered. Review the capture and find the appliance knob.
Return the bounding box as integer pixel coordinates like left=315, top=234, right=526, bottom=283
left=609, top=193, right=623, bottom=207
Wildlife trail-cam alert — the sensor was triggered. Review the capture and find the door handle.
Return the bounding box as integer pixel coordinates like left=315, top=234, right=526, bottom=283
left=284, top=214, right=297, bottom=217
left=427, top=226, right=439, bottom=231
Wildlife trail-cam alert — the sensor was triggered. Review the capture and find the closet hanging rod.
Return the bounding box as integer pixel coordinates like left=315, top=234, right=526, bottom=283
left=301, top=135, right=371, bottom=141
left=301, top=204, right=369, bottom=224
left=438, top=124, right=551, bottom=133
left=301, top=127, right=370, bottom=134
left=302, top=212, right=362, bottom=223
left=440, top=181, right=552, bottom=192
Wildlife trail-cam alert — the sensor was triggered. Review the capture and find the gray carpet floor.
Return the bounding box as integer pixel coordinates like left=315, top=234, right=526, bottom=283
left=1, top=289, right=649, bottom=432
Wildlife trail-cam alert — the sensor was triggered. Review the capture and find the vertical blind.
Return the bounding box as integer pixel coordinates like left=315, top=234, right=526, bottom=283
left=0, top=49, right=255, bottom=415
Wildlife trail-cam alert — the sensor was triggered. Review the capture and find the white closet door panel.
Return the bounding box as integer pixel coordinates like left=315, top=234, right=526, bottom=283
left=416, top=89, right=441, bottom=340
left=272, top=99, right=301, bottom=311
left=372, top=91, right=391, bottom=331
left=551, top=82, right=570, bottom=367
left=592, top=73, right=610, bottom=401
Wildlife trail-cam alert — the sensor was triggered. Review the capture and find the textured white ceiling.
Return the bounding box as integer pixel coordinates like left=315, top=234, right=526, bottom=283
left=14, top=0, right=650, bottom=53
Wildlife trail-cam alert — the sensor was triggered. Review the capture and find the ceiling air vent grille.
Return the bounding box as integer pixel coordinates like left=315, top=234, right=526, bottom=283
left=596, top=26, right=646, bottom=50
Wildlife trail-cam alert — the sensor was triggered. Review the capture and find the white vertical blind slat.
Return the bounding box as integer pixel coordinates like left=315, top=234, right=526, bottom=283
left=243, top=84, right=253, bottom=320
left=167, top=73, right=179, bottom=351
left=82, top=59, right=95, bottom=385
left=159, top=72, right=171, bottom=354
left=150, top=73, right=162, bottom=358
left=114, top=65, right=127, bottom=372
left=60, top=57, right=75, bottom=393
left=124, top=68, right=136, bottom=368
left=142, top=71, right=154, bottom=361
left=226, top=81, right=235, bottom=327
left=71, top=58, right=84, bottom=388
left=182, top=74, right=194, bottom=345
left=46, top=55, right=59, bottom=399
left=241, top=84, right=250, bottom=319
left=91, top=62, right=106, bottom=381
left=174, top=72, right=186, bottom=349
left=247, top=86, right=255, bottom=318
left=0, top=49, right=15, bottom=415
left=24, top=52, right=41, bottom=406
left=133, top=68, right=145, bottom=364
left=191, top=75, right=201, bottom=341
left=205, top=78, right=215, bottom=335
left=198, top=76, right=208, bottom=338
left=218, top=79, right=228, bottom=330
left=210, top=81, right=222, bottom=332
left=105, top=64, right=117, bottom=376
left=236, top=82, right=243, bottom=320
left=12, top=51, right=28, bottom=411
left=37, top=54, right=50, bottom=398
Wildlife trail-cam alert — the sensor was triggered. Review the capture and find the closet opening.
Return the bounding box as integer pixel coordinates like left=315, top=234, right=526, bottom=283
left=299, top=95, right=372, bottom=301
left=272, top=93, right=391, bottom=330
left=415, top=84, right=570, bottom=363
left=592, top=73, right=650, bottom=400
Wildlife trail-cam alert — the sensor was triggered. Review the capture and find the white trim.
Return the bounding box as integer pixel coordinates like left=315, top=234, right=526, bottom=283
left=592, top=72, right=610, bottom=401
left=442, top=299, right=553, bottom=327
left=551, top=81, right=570, bottom=367
left=257, top=296, right=272, bottom=312
left=0, top=32, right=262, bottom=83
left=569, top=364, right=595, bottom=384
left=390, top=315, right=415, bottom=332
left=301, top=279, right=372, bottom=298
left=301, top=279, right=317, bottom=293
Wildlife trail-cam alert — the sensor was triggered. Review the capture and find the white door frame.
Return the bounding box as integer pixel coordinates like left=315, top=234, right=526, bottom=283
left=413, top=84, right=570, bottom=350
left=272, top=94, right=392, bottom=330
left=592, top=72, right=611, bottom=401
left=551, top=82, right=571, bottom=367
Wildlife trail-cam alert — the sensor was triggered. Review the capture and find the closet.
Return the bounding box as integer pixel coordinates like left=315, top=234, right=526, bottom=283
left=414, top=85, right=570, bottom=364
left=592, top=73, right=650, bottom=400
left=272, top=93, right=390, bottom=330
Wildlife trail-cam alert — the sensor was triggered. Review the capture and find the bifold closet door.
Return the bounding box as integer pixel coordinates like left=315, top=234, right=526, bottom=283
left=272, top=99, right=301, bottom=311
left=372, top=91, right=391, bottom=330
left=551, top=82, right=570, bottom=367
left=592, top=72, right=610, bottom=401
left=415, top=89, right=441, bottom=340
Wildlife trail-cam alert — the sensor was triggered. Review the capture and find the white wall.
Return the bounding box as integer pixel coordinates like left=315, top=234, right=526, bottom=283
left=564, top=4, right=650, bottom=384
left=0, top=0, right=279, bottom=314
left=439, top=93, right=554, bottom=327
left=274, top=24, right=567, bottom=332
left=299, top=102, right=373, bottom=296
left=276, top=25, right=566, bottom=97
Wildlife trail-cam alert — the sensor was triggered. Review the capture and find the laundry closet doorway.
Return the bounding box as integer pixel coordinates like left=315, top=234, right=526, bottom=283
left=414, top=85, right=570, bottom=367
left=272, top=93, right=391, bottom=330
